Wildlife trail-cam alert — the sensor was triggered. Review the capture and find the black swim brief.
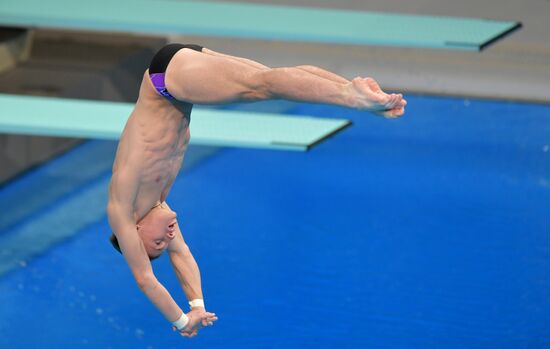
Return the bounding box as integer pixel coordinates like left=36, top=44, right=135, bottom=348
left=149, top=43, right=203, bottom=100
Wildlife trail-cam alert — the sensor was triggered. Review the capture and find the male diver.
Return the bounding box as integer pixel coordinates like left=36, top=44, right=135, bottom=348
left=107, top=44, right=406, bottom=338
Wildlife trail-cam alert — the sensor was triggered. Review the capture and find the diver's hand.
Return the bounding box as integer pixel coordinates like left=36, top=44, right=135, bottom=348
left=173, top=308, right=218, bottom=338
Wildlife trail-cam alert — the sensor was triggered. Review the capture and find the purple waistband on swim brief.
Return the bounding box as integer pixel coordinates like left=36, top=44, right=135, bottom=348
left=150, top=73, right=175, bottom=100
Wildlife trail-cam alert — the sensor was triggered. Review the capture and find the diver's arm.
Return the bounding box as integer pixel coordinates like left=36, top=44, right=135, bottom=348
left=107, top=171, right=185, bottom=324
left=168, top=229, right=204, bottom=305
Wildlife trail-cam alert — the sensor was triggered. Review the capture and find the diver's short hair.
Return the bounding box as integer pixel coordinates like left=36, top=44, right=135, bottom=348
left=109, top=233, right=160, bottom=261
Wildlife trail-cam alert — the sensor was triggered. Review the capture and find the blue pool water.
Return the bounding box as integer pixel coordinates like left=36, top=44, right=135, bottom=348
left=0, top=95, right=549, bottom=349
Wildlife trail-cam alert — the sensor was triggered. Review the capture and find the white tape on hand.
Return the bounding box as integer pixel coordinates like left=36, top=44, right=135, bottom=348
left=172, top=312, right=190, bottom=331
left=189, top=299, right=205, bottom=309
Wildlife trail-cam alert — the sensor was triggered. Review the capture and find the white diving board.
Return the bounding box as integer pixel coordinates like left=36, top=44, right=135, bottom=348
left=0, top=0, right=521, bottom=51
left=0, top=94, right=351, bottom=151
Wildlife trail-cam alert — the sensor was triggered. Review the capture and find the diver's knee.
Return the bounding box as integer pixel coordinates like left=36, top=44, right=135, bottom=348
left=249, top=68, right=276, bottom=100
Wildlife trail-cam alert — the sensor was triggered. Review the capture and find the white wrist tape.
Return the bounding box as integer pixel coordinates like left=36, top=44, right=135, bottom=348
left=172, top=312, right=189, bottom=330
left=189, top=299, right=205, bottom=309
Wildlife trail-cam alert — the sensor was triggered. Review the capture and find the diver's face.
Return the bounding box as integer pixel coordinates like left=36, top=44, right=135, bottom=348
left=137, top=204, right=178, bottom=259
